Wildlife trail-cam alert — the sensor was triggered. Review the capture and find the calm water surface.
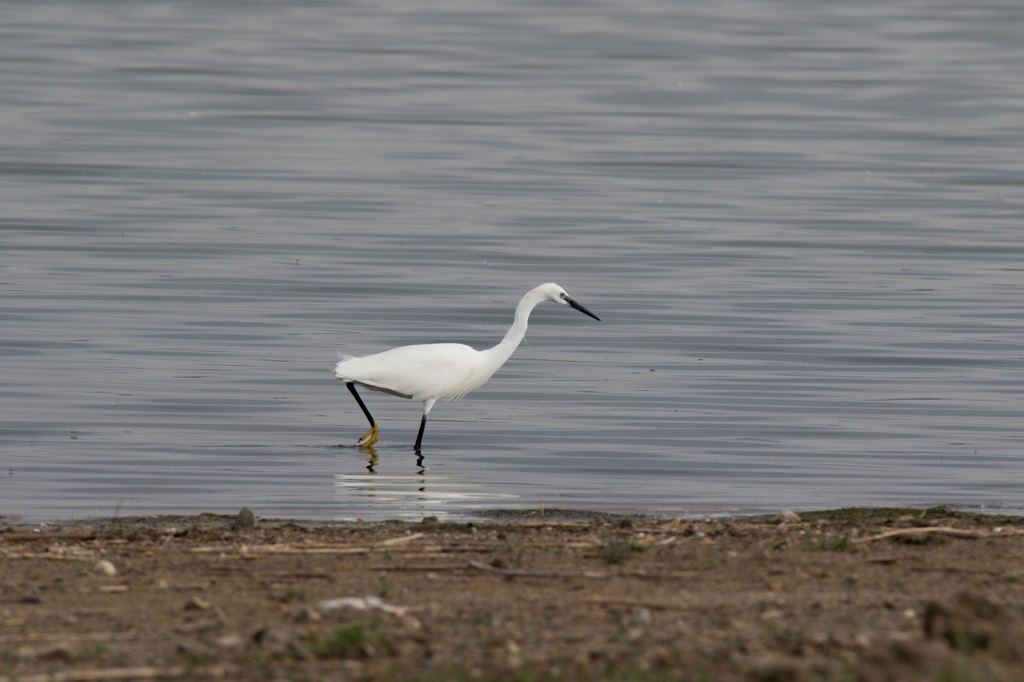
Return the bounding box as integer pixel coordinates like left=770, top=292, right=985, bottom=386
left=2, top=0, right=1023, bottom=522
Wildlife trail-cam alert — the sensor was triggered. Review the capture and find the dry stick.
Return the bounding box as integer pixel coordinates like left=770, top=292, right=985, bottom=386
left=853, top=526, right=1024, bottom=544
left=0, top=664, right=236, bottom=682
left=377, top=532, right=424, bottom=545
left=467, top=559, right=606, bottom=579
left=0, top=631, right=137, bottom=644
left=521, top=541, right=597, bottom=549
left=500, top=521, right=594, bottom=528
left=587, top=596, right=690, bottom=610
left=0, top=532, right=99, bottom=543
left=0, top=552, right=97, bottom=561
left=188, top=533, right=431, bottom=556
left=190, top=545, right=373, bottom=556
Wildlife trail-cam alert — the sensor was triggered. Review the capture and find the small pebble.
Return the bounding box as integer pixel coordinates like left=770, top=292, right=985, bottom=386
left=233, top=507, right=256, bottom=530
left=210, top=633, right=245, bottom=649
left=253, top=625, right=295, bottom=650
left=777, top=510, right=801, bottom=524
left=749, top=657, right=805, bottom=682
left=93, top=560, right=117, bottom=577
left=294, top=606, right=322, bottom=623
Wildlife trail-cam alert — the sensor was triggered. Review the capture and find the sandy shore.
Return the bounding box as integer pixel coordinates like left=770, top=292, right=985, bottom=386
left=3, top=507, right=1024, bottom=681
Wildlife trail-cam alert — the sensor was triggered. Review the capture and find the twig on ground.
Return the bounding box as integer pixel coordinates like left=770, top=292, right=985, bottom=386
left=0, top=664, right=236, bottom=682
left=853, top=526, right=1024, bottom=543
left=467, top=559, right=606, bottom=579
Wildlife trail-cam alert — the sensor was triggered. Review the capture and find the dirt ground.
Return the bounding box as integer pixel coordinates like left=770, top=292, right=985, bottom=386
left=3, top=507, right=1024, bottom=682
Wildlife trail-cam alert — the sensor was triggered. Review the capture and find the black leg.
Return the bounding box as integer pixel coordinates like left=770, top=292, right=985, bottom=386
left=347, top=383, right=380, bottom=447
left=347, top=382, right=375, bottom=427
left=414, top=413, right=427, bottom=451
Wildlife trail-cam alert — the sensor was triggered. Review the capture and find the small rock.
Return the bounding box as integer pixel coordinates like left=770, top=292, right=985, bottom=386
left=209, top=633, right=245, bottom=649
left=749, top=657, right=806, bottom=682
left=923, top=591, right=1017, bottom=653
left=253, top=625, right=294, bottom=650
left=316, top=595, right=400, bottom=615
left=315, top=595, right=421, bottom=628
left=777, top=510, right=801, bottom=524
left=503, top=639, right=521, bottom=669
left=17, top=643, right=73, bottom=662
left=860, top=634, right=951, bottom=681
left=626, top=607, right=652, bottom=628
left=92, top=560, right=117, bottom=577
left=184, top=596, right=211, bottom=611
left=233, top=507, right=256, bottom=530
left=293, top=605, right=322, bottom=623
left=625, top=607, right=652, bottom=642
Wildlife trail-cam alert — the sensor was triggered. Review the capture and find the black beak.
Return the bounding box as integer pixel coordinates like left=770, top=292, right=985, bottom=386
left=566, top=297, right=600, bottom=321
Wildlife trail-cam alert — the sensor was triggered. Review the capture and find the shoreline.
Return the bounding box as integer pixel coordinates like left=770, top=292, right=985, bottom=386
left=6, top=501, right=1022, bottom=530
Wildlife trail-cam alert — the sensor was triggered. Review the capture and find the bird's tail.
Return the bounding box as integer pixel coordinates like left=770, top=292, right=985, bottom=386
left=334, top=352, right=356, bottom=380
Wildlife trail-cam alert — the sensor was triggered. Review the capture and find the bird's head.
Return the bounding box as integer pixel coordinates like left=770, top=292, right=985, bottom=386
left=538, top=282, right=601, bottom=321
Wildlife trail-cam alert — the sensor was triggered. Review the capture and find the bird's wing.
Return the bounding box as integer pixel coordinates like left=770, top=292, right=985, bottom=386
left=335, top=343, right=482, bottom=401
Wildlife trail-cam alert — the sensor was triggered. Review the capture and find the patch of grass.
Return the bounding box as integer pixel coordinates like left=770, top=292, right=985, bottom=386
left=375, top=573, right=393, bottom=598
left=61, top=641, right=111, bottom=664
left=396, top=661, right=711, bottom=682
left=1001, top=573, right=1024, bottom=583
left=279, top=587, right=307, bottom=602
left=691, top=560, right=723, bottom=571
left=794, top=506, right=1024, bottom=530
left=600, top=541, right=647, bottom=565
left=597, top=665, right=710, bottom=682
left=763, top=620, right=807, bottom=647
left=937, top=659, right=988, bottom=682
left=177, top=649, right=219, bottom=669
left=811, top=533, right=851, bottom=552
left=380, top=549, right=408, bottom=570
left=484, top=539, right=528, bottom=572
left=307, top=623, right=389, bottom=659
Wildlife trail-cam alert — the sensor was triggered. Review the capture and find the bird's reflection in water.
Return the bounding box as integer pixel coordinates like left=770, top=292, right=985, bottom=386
left=361, top=446, right=425, bottom=474
left=363, top=446, right=378, bottom=473
left=334, top=447, right=517, bottom=518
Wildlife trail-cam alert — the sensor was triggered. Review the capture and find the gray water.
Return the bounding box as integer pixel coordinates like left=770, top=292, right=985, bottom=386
left=2, top=0, right=1023, bottom=523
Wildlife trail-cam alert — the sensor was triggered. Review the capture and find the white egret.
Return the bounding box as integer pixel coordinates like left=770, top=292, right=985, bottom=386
left=335, top=282, right=600, bottom=450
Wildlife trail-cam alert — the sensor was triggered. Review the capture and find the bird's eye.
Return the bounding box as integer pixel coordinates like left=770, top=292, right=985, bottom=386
left=560, top=292, right=568, bottom=299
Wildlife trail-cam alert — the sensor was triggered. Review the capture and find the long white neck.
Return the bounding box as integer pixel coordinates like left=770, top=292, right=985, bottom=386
left=478, top=288, right=548, bottom=377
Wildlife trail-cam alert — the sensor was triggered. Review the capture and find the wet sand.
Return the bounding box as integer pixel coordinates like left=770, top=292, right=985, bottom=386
left=3, top=507, right=1024, bottom=681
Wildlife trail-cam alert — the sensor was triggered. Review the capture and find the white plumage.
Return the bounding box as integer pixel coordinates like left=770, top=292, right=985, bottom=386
left=335, top=282, right=600, bottom=449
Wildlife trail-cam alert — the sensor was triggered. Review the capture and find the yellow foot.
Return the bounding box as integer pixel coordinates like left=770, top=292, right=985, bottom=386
left=357, top=424, right=379, bottom=447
